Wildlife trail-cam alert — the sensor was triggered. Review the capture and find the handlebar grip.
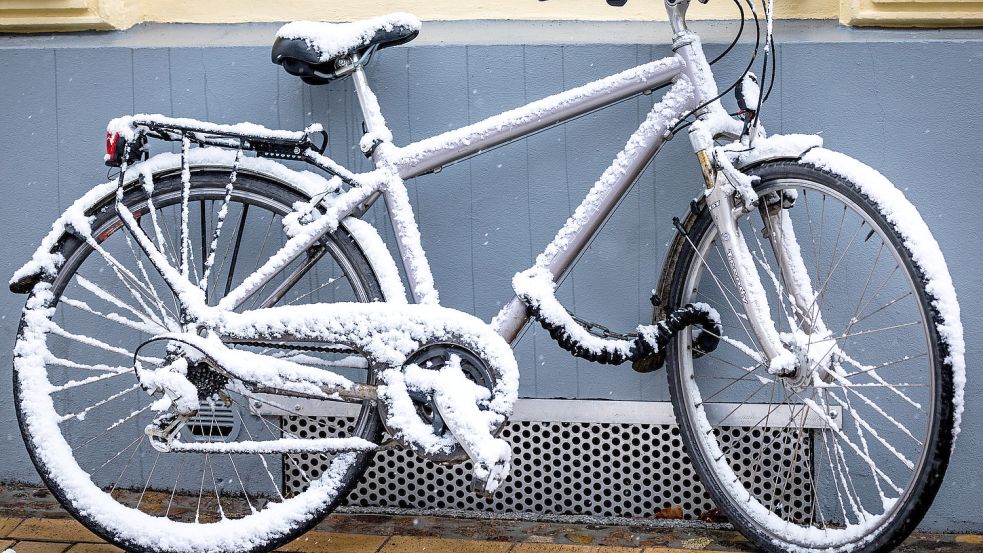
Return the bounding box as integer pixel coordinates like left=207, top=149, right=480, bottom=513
left=607, top=0, right=628, bottom=5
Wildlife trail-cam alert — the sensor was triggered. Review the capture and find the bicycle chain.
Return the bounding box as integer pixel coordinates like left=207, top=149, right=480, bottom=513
left=223, top=340, right=357, bottom=354
left=567, top=311, right=637, bottom=342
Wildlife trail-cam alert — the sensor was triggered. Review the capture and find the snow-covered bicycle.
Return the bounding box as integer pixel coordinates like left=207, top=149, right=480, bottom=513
left=9, top=1, right=965, bottom=551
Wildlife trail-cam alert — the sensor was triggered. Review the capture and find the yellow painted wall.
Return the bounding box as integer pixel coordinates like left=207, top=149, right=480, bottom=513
left=137, top=0, right=837, bottom=24
left=0, top=0, right=979, bottom=31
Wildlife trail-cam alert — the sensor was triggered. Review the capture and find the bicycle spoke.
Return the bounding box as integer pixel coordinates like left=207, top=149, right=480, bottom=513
left=233, top=408, right=286, bottom=502
left=223, top=204, right=250, bottom=298
left=76, top=274, right=163, bottom=330
left=61, top=296, right=162, bottom=335
left=680, top=230, right=763, bottom=355
left=136, top=450, right=161, bottom=510
left=841, top=351, right=927, bottom=378
left=122, top=227, right=175, bottom=325
left=58, top=383, right=141, bottom=423
left=201, top=150, right=241, bottom=296
left=180, top=137, right=192, bottom=279
left=110, top=434, right=146, bottom=495
left=47, top=323, right=161, bottom=362
left=46, top=356, right=130, bottom=373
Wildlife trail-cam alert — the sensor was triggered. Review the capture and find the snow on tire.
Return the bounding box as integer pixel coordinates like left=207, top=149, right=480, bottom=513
left=13, top=167, right=387, bottom=553
left=662, top=153, right=961, bottom=553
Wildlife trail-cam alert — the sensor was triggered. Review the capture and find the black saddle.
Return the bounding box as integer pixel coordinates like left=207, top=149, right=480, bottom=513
left=272, top=13, right=420, bottom=85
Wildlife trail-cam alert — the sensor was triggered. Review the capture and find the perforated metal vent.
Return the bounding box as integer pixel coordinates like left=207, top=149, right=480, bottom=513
left=279, top=400, right=815, bottom=522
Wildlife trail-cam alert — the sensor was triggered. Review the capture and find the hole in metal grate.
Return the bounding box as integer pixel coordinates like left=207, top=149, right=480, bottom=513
left=282, top=410, right=813, bottom=522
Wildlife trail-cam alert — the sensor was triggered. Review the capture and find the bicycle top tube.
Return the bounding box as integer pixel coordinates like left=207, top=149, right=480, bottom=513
left=387, top=57, right=687, bottom=180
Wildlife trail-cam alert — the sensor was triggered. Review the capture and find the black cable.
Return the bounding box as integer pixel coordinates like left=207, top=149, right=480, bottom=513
left=709, top=0, right=745, bottom=65
left=751, top=14, right=768, bottom=130
left=669, top=0, right=760, bottom=135
left=762, top=25, right=778, bottom=103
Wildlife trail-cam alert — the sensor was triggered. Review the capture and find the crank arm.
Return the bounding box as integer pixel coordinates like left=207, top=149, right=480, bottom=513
left=414, top=362, right=512, bottom=496
left=431, top=390, right=511, bottom=496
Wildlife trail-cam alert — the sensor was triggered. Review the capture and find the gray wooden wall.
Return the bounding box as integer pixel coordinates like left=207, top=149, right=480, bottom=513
left=0, top=24, right=980, bottom=531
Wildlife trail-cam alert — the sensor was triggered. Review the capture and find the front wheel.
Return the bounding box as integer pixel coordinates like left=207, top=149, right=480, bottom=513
left=662, top=151, right=963, bottom=552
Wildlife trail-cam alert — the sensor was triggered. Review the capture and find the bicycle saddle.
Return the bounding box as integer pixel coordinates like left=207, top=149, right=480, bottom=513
left=272, top=12, right=420, bottom=85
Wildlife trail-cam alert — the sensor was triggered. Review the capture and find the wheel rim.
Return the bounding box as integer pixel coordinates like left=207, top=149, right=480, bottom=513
left=15, top=173, right=379, bottom=550
left=673, top=177, right=938, bottom=549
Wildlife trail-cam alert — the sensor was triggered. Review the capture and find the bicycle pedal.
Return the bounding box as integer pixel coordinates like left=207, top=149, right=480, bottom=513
left=470, top=455, right=511, bottom=497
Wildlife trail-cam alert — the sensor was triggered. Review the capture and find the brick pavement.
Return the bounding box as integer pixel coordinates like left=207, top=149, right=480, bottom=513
left=0, top=484, right=978, bottom=552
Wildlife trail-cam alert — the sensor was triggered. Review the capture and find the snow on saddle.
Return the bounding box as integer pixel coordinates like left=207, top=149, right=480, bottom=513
left=272, top=12, right=421, bottom=84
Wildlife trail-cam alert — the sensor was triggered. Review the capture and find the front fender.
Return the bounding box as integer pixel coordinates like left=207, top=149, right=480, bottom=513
left=10, top=148, right=342, bottom=294
left=725, top=133, right=824, bottom=171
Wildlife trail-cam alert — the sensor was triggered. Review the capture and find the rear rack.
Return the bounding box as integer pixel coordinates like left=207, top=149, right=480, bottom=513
left=106, top=114, right=328, bottom=167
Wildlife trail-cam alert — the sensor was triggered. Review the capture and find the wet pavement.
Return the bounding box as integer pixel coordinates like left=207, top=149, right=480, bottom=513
left=0, top=483, right=978, bottom=552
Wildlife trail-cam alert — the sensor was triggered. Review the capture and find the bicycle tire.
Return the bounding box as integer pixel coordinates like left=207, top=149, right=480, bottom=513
left=661, top=155, right=959, bottom=552
left=14, top=167, right=386, bottom=553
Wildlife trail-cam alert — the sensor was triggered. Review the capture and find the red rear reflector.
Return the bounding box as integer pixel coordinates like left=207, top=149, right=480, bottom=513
left=106, top=132, right=119, bottom=158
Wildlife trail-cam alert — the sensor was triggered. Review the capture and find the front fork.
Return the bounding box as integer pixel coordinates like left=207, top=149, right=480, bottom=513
left=697, top=144, right=830, bottom=380
left=690, top=125, right=829, bottom=376
left=702, top=169, right=796, bottom=375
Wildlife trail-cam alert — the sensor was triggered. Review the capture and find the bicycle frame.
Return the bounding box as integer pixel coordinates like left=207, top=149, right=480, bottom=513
left=196, top=0, right=796, bottom=372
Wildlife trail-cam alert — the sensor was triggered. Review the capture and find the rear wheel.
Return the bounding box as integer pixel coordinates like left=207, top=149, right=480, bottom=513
left=14, top=168, right=385, bottom=552
left=663, top=159, right=956, bottom=552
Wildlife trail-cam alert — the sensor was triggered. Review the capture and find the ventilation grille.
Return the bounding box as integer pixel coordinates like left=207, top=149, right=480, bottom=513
left=184, top=401, right=240, bottom=442
left=283, top=412, right=814, bottom=522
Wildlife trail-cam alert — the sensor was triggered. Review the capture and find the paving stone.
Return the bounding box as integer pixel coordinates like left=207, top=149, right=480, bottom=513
left=0, top=519, right=23, bottom=538
left=381, top=535, right=512, bottom=553
left=679, top=537, right=714, bottom=549
left=0, top=539, right=13, bottom=550
left=8, top=519, right=102, bottom=543
left=278, top=531, right=388, bottom=552
left=9, top=541, right=72, bottom=553
left=954, top=534, right=983, bottom=544
left=512, top=544, right=641, bottom=553
left=642, top=549, right=725, bottom=553
left=66, top=544, right=124, bottom=552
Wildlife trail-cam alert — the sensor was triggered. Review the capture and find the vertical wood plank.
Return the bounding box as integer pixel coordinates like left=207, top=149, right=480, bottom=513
left=405, top=46, right=474, bottom=314
left=522, top=45, right=578, bottom=399
left=561, top=45, right=643, bottom=399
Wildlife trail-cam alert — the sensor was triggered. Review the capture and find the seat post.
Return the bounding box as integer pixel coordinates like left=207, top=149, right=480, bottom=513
left=350, top=60, right=395, bottom=164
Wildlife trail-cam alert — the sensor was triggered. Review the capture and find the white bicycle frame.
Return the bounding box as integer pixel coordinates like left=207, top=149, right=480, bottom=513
left=209, top=0, right=802, bottom=372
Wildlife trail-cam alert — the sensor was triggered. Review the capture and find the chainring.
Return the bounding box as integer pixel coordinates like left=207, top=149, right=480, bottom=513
left=379, top=342, right=500, bottom=463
